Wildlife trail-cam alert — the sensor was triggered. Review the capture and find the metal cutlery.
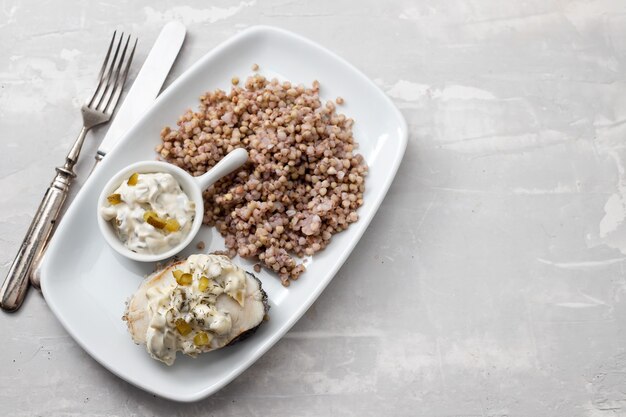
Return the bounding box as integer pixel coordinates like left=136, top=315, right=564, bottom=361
left=0, top=31, right=138, bottom=312
left=29, top=22, right=186, bottom=290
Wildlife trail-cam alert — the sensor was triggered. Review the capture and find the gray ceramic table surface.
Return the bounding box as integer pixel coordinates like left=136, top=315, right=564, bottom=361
left=2, top=1, right=626, bottom=416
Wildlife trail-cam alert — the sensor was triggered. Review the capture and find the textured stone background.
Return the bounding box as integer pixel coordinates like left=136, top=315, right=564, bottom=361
left=2, top=0, right=626, bottom=416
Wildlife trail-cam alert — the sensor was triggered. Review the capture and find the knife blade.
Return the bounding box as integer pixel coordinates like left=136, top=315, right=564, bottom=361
left=29, top=21, right=186, bottom=290
left=96, top=21, right=186, bottom=160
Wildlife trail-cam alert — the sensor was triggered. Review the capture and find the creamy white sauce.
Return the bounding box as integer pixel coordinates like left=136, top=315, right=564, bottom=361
left=144, top=254, right=250, bottom=365
left=100, top=172, right=195, bottom=254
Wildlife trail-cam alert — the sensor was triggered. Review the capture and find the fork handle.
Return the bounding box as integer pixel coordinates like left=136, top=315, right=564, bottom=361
left=0, top=169, right=74, bottom=311
left=30, top=153, right=104, bottom=290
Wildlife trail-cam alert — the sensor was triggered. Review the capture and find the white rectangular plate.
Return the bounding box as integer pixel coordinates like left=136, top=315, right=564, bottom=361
left=41, top=26, right=407, bottom=402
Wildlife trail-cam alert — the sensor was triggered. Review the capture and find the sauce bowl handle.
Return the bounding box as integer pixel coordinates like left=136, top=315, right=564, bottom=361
left=194, top=148, right=249, bottom=191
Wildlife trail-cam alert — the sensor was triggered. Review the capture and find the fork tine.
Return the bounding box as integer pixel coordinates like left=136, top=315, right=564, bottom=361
left=86, top=31, right=119, bottom=107
left=105, top=38, right=138, bottom=115
left=96, top=34, right=131, bottom=112
left=88, top=32, right=124, bottom=108
left=93, top=31, right=116, bottom=91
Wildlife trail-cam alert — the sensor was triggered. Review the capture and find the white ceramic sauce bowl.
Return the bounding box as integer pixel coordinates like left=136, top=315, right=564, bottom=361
left=96, top=148, right=248, bottom=262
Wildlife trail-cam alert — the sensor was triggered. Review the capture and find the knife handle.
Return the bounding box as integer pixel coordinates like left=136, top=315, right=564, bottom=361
left=88, top=151, right=105, bottom=176
left=0, top=170, right=72, bottom=311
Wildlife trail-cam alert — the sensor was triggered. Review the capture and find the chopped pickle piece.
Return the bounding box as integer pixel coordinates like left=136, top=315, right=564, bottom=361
left=107, top=193, right=122, bottom=205
left=127, top=172, right=139, bottom=186
left=146, top=214, right=166, bottom=229
left=172, top=270, right=184, bottom=280
left=198, top=276, right=210, bottom=292
left=235, top=291, right=245, bottom=306
left=193, top=331, right=210, bottom=346
left=175, top=272, right=192, bottom=286
left=143, top=211, right=157, bottom=221
left=165, top=218, right=180, bottom=232
left=175, top=318, right=192, bottom=336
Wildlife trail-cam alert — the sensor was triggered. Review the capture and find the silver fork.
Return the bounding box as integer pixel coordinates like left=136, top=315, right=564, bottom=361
left=0, top=32, right=137, bottom=312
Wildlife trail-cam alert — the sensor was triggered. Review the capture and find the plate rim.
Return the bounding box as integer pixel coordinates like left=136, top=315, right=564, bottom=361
left=41, top=24, right=408, bottom=402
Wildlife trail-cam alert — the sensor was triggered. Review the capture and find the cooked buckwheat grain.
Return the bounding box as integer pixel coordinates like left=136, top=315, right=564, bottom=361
left=157, top=75, right=367, bottom=285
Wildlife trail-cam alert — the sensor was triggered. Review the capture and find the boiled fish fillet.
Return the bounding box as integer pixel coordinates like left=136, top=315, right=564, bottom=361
left=124, top=254, right=269, bottom=365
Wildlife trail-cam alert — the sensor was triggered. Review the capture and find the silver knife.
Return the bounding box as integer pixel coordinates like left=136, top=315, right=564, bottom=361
left=29, top=21, right=186, bottom=289
left=96, top=21, right=186, bottom=163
